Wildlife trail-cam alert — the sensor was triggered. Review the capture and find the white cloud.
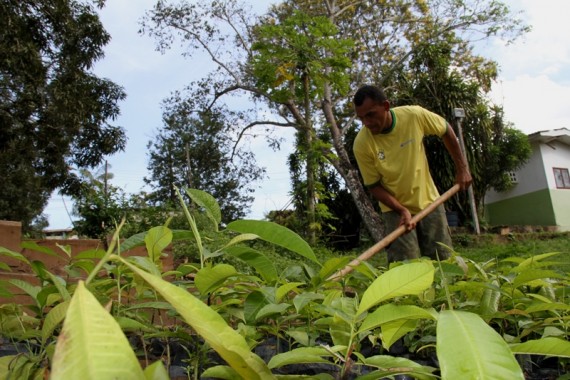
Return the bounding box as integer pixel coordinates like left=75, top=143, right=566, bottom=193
left=486, top=0, right=570, bottom=134
left=491, top=74, right=570, bottom=134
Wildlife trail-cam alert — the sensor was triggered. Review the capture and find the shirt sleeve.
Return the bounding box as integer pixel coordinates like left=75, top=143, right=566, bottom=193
left=417, top=106, right=448, bottom=137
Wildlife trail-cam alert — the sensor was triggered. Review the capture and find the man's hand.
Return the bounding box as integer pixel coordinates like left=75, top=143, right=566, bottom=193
left=455, top=166, right=473, bottom=191
left=398, top=208, right=415, bottom=231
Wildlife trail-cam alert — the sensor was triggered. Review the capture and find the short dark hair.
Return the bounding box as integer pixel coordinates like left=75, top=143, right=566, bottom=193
left=353, top=85, right=387, bottom=106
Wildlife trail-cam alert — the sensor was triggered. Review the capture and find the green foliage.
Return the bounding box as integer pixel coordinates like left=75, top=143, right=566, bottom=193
left=0, top=0, right=126, bottom=230
left=140, top=0, right=530, bottom=242
left=251, top=10, right=353, bottom=103
left=145, top=103, right=264, bottom=223
left=1, top=190, right=568, bottom=379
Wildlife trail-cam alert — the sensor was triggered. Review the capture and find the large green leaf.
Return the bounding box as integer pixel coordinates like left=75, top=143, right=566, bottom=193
left=243, top=291, right=268, bottom=324
left=268, top=346, right=336, bottom=369
left=512, top=269, right=566, bottom=289
left=116, top=257, right=276, bottom=379
left=224, top=246, right=278, bottom=283
left=358, top=304, right=437, bottom=333
left=437, top=310, right=524, bottom=380
left=478, top=279, right=501, bottom=321
left=380, top=319, right=417, bottom=351
left=194, top=263, right=238, bottom=295
left=144, top=226, right=172, bottom=263
left=143, top=360, right=170, bottom=380
left=0, top=247, right=30, bottom=265
left=20, top=241, right=59, bottom=257
left=357, top=261, right=434, bottom=315
left=201, top=365, right=242, bottom=380
left=226, top=220, right=320, bottom=265
left=185, top=188, right=222, bottom=231
left=358, top=355, right=437, bottom=380
left=41, top=300, right=70, bottom=345
left=50, top=281, right=145, bottom=380
left=510, top=337, right=570, bottom=357
left=9, top=279, right=41, bottom=301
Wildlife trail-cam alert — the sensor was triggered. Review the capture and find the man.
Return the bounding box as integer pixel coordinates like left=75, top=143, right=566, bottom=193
left=352, top=84, right=472, bottom=263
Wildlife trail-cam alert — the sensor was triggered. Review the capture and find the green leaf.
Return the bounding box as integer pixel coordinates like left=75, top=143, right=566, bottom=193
left=256, top=303, right=291, bottom=320
left=45, top=272, right=71, bottom=301
left=201, top=365, right=241, bottom=380
left=125, top=256, right=162, bottom=277
left=380, top=319, right=417, bottom=351
left=115, top=317, right=155, bottom=333
left=360, top=355, right=437, bottom=380
left=510, top=337, right=570, bottom=357
left=224, top=246, right=278, bottom=283
left=525, top=302, right=570, bottom=313
left=20, top=241, right=59, bottom=257
left=50, top=281, right=145, bottom=380
left=143, top=360, right=170, bottom=380
left=317, top=256, right=353, bottom=281
left=119, top=232, right=146, bottom=252
left=9, top=279, right=41, bottom=301
left=244, top=290, right=270, bottom=324
left=479, top=279, right=501, bottom=320
left=358, top=304, right=437, bottom=333
left=194, top=264, right=238, bottom=295
left=41, top=300, right=70, bottom=345
left=437, top=310, right=524, bottom=380
left=357, top=261, right=434, bottom=315
left=116, top=256, right=275, bottom=380
left=227, top=220, right=320, bottom=265
left=185, top=188, right=222, bottom=231
left=275, top=282, right=305, bottom=303
left=512, top=269, right=566, bottom=289
left=512, top=252, right=560, bottom=271
left=268, top=347, right=335, bottom=369
left=292, top=292, right=324, bottom=313
left=0, top=246, right=30, bottom=265
left=144, top=226, right=172, bottom=263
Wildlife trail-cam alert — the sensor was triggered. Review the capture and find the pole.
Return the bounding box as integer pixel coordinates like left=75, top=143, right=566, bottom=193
left=328, top=184, right=461, bottom=281
left=453, top=108, right=480, bottom=235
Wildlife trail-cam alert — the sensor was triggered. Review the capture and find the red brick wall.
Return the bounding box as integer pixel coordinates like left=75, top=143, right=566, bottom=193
left=0, top=220, right=174, bottom=308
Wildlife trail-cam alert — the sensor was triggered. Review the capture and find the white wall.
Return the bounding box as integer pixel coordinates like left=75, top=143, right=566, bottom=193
left=485, top=142, right=548, bottom=203
left=540, top=140, right=570, bottom=189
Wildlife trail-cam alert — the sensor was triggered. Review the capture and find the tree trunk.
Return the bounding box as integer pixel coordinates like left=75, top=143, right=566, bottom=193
left=321, top=85, right=385, bottom=243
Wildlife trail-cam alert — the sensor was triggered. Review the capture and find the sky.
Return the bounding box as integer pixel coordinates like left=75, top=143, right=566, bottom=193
left=43, top=0, right=570, bottom=230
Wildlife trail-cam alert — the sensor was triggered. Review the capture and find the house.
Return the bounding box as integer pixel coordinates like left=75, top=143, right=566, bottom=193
left=485, top=128, right=570, bottom=231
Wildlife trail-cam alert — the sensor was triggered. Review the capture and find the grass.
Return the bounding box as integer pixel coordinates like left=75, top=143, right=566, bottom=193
left=174, top=230, right=570, bottom=277
left=319, top=231, right=570, bottom=275
left=451, top=231, right=570, bottom=265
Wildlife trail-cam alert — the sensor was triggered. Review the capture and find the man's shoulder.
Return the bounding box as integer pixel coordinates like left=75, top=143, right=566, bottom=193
left=392, top=105, right=425, bottom=115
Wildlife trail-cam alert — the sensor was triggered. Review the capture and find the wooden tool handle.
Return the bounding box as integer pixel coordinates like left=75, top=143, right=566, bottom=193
left=328, top=184, right=461, bottom=281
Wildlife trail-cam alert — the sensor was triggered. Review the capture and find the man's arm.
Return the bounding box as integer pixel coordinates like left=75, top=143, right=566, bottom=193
left=442, top=124, right=473, bottom=190
left=369, top=184, right=416, bottom=231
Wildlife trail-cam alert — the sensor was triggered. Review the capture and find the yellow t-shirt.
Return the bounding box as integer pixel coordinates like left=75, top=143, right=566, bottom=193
left=353, top=105, right=448, bottom=214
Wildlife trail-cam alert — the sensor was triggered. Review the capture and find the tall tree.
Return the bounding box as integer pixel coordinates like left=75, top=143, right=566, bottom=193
left=71, top=164, right=128, bottom=239
left=145, top=96, right=265, bottom=223
left=0, top=0, right=126, bottom=230
left=140, top=0, right=528, bottom=240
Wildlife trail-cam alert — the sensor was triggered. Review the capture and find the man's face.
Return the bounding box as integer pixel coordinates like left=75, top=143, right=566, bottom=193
left=355, top=97, right=391, bottom=135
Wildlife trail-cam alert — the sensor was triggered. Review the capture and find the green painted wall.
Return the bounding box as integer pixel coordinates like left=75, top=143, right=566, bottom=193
left=485, top=189, right=556, bottom=226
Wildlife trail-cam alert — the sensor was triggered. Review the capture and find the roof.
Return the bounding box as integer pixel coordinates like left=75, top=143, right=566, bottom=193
left=528, top=128, right=570, bottom=146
